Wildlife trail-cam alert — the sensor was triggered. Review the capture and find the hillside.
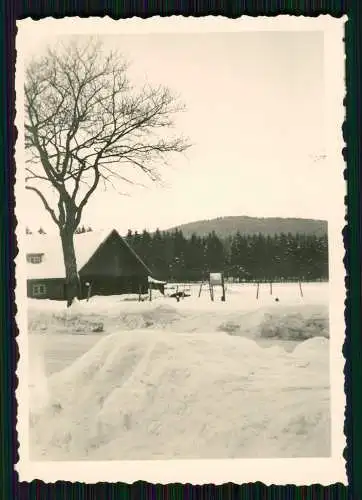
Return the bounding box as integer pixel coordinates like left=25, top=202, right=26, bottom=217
left=168, top=216, right=327, bottom=239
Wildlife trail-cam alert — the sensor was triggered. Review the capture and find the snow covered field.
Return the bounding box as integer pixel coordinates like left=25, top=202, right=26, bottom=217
left=28, top=282, right=331, bottom=460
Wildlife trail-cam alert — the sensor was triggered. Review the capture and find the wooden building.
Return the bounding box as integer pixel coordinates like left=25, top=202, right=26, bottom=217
left=26, top=229, right=158, bottom=300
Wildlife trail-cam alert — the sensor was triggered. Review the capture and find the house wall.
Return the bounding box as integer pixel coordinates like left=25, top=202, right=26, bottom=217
left=27, top=278, right=65, bottom=300
left=27, top=231, right=150, bottom=300
left=79, top=275, right=148, bottom=299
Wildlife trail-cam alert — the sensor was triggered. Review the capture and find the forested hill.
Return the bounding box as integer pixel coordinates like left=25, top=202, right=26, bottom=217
left=168, top=216, right=327, bottom=239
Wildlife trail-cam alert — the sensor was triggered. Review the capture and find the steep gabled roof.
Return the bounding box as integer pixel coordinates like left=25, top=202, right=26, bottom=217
left=26, top=229, right=151, bottom=280
left=121, top=238, right=153, bottom=275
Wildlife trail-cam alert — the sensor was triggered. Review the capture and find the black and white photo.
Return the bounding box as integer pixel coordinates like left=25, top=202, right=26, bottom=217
left=15, top=16, right=346, bottom=485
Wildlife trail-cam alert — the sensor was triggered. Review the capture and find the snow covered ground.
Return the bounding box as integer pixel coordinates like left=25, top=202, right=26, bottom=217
left=28, top=282, right=331, bottom=460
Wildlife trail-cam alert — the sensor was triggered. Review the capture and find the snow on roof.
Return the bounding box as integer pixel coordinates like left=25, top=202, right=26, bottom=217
left=26, top=230, right=123, bottom=280
left=148, top=276, right=166, bottom=285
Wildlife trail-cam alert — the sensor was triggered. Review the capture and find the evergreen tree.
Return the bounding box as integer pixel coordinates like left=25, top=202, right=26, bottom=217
left=75, top=225, right=91, bottom=234
left=204, top=231, right=225, bottom=272
left=140, top=230, right=152, bottom=268
left=184, top=233, right=205, bottom=280
left=132, top=231, right=142, bottom=256
left=125, top=229, right=133, bottom=244
left=229, top=232, right=250, bottom=280
left=171, top=229, right=187, bottom=279
left=125, top=227, right=328, bottom=283
left=152, top=229, right=168, bottom=278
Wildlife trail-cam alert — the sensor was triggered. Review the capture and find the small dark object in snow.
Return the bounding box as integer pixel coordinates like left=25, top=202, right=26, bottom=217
left=275, top=297, right=279, bottom=302
left=52, top=402, right=62, bottom=413
left=92, top=323, right=104, bottom=333
left=170, top=291, right=191, bottom=301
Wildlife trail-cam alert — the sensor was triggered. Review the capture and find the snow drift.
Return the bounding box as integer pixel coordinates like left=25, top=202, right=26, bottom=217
left=29, top=330, right=330, bottom=461
left=28, top=300, right=329, bottom=342
left=28, top=283, right=330, bottom=460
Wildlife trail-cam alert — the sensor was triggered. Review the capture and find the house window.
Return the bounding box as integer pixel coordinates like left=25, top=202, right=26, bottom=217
left=27, top=253, right=43, bottom=264
left=33, top=284, right=47, bottom=296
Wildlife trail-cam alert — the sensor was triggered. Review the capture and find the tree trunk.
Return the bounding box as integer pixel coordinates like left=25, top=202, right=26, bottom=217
left=60, top=227, right=80, bottom=307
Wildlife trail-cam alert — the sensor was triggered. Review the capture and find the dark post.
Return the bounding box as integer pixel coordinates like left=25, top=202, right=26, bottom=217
left=209, top=280, right=214, bottom=302
left=221, top=274, right=226, bottom=302
left=86, top=282, right=92, bottom=302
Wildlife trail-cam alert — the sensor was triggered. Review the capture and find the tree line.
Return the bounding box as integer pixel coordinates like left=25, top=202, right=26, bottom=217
left=26, top=225, right=94, bottom=235
left=126, top=228, right=329, bottom=283
left=26, top=227, right=47, bottom=235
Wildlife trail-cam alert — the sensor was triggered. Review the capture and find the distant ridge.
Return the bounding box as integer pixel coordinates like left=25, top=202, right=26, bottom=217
left=166, top=216, right=327, bottom=239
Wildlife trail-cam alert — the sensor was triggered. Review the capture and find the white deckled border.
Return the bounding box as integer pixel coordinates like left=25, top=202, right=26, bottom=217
left=15, top=15, right=347, bottom=485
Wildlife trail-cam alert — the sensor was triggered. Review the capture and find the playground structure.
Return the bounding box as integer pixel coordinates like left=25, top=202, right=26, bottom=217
left=82, top=275, right=309, bottom=305
left=255, top=280, right=304, bottom=300
left=148, top=276, right=167, bottom=302
left=151, top=278, right=307, bottom=303
left=149, top=281, right=192, bottom=302
left=198, top=272, right=226, bottom=302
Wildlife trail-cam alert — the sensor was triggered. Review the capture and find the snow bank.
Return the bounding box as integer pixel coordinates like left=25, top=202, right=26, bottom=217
left=29, top=329, right=330, bottom=460
left=28, top=283, right=329, bottom=341
left=29, top=299, right=329, bottom=343
left=29, top=335, right=49, bottom=414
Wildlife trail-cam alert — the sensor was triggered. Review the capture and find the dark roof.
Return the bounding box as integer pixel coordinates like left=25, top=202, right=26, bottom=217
left=26, top=229, right=152, bottom=279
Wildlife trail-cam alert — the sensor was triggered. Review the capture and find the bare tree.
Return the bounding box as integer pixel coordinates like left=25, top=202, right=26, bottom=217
left=25, top=38, right=190, bottom=306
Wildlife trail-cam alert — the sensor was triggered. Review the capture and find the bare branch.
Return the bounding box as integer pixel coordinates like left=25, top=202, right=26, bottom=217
left=25, top=185, right=59, bottom=224
left=25, top=36, right=191, bottom=235
left=74, top=167, right=100, bottom=227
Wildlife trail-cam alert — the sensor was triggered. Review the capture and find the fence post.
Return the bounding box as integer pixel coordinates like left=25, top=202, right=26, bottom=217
left=221, top=276, right=226, bottom=302
left=209, top=281, right=214, bottom=301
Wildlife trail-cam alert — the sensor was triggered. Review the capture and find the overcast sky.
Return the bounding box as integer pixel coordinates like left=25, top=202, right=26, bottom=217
left=20, top=29, right=329, bottom=235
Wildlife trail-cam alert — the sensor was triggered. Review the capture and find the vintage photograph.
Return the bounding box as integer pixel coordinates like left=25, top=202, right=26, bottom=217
left=15, top=17, right=346, bottom=484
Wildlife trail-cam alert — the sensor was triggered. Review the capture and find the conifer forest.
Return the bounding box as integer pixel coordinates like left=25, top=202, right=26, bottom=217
left=125, top=228, right=329, bottom=283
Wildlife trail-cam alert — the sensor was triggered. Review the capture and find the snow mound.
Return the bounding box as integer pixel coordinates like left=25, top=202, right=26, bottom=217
left=29, top=336, right=49, bottom=414
left=119, top=305, right=184, bottom=330
left=30, top=330, right=330, bottom=460
left=29, top=310, right=105, bottom=335
left=257, top=306, right=329, bottom=341
left=215, top=305, right=328, bottom=341
left=293, top=336, right=330, bottom=358
left=29, top=300, right=328, bottom=343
